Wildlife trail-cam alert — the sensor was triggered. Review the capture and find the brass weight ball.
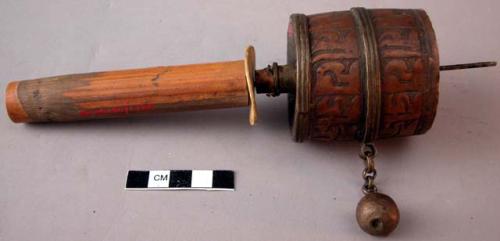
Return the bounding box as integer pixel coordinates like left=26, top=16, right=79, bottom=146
left=356, top=192, right=400, bottom=236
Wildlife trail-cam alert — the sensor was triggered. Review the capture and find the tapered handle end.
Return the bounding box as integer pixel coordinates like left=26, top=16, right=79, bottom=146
left=5, top=81, right=30, bottom=123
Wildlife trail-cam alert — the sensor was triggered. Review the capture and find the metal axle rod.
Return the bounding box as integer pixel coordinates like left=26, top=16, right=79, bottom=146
left=440, top=61, right=497, bottom=71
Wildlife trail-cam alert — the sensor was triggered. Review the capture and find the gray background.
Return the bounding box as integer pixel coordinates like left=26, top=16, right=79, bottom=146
left=1, top=0, right=499, bottom=240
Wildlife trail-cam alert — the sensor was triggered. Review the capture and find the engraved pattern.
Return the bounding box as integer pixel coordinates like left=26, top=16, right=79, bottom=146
left=371, top=9, right=439, bottom=138
left=308, top=11, right=363, bottom=141
left=304, top=9, right=438, bottom=141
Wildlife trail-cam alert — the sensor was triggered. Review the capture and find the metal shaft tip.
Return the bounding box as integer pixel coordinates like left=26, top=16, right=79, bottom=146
left=440, top=61, right=497, bottom=71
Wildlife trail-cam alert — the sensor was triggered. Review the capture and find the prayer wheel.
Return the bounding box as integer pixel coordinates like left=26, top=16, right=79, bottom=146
left=4, top=7, right=496, bottom=237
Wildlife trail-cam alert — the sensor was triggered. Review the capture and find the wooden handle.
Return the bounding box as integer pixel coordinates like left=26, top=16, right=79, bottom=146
left=5, top=60, right=249, bottom=123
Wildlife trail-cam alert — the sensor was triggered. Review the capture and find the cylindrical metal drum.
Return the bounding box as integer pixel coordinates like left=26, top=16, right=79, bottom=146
left=287, top=8, right=440, bottom=142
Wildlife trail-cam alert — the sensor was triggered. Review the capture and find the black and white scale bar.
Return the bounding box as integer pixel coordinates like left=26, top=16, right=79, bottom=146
left=126, top=170, right=234, bottom=190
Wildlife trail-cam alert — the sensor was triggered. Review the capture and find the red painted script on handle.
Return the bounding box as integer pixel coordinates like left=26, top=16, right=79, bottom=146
left=79, top=103, right=155, bottom=117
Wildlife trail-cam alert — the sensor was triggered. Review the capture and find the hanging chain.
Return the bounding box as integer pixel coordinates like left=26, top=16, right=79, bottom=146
left=360, top=143, right=378, bottom=194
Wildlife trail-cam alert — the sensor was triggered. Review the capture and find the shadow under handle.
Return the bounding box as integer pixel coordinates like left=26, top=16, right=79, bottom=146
left=5, top=60, right=252, bottom=123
